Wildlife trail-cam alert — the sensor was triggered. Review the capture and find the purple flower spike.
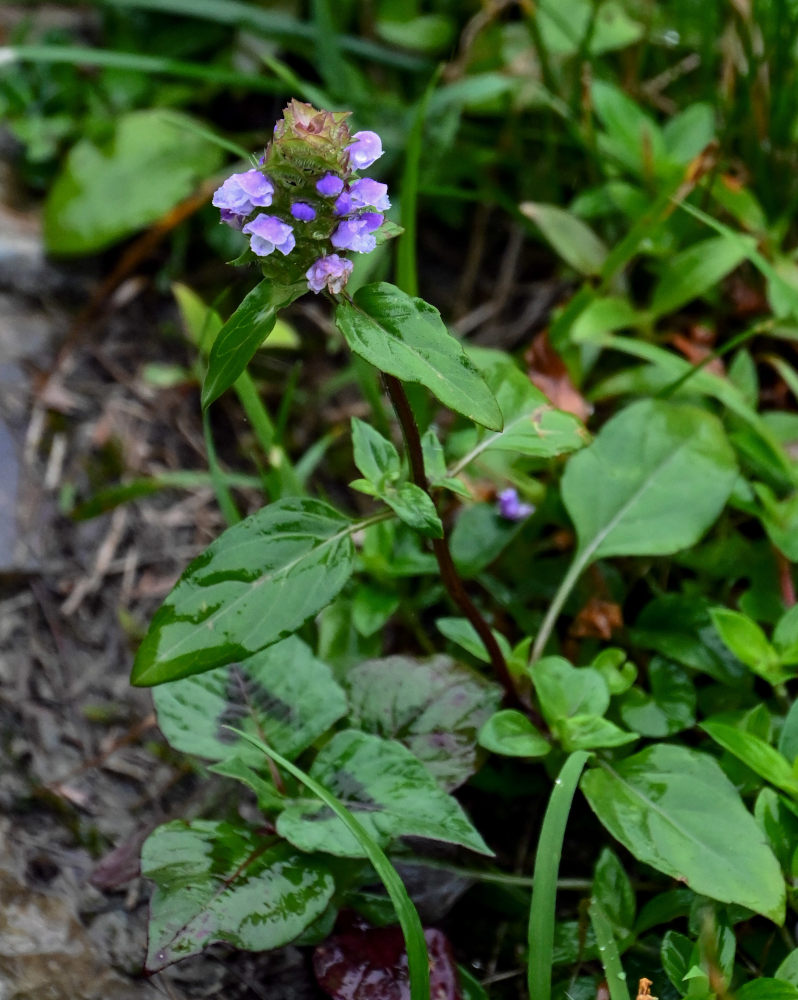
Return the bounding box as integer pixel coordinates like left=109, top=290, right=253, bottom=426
left=306, top=254, right=353, bottom=294
left=333, top=191, right=353, bottom=216
left=242, top=214, right=295, bottom=257
left=497, top=488, right=535, bottom=522
left=347, top=131, right=383, bottom=170
left=291, top=202, right=317, bottom=222
left=349, top=178, right=390, bottom=212
left=316, top=173, right=344, bottom=197
left=331, top=218, right=378, bottom=254
left=212, top=170, right=274, bottom=225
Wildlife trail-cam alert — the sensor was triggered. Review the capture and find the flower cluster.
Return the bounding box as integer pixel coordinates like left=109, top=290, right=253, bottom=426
left=212, top=101, right=394, bottom=295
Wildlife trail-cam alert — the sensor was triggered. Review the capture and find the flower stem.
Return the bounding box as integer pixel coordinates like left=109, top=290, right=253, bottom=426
left=529, top=551, right=587, bottom=664
left=382, top=373, right=522, bottom=707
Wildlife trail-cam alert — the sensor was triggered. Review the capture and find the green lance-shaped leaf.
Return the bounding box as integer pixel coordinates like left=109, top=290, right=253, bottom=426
left=277, top=729, right=493, bottom=858
left=581, top=745, right=785, bottom=923
left=152, top=635, right=347, bottom=764
left=649, top=234, right=753, bottom=318
left=131, top=498, right=356, bottom=686
left=345, top=654, right=503, bottom=789
left=202, top=279, right=306, bottom=408
left=448, top=353, right=589, bottom=476
left=143, top=820, right=334, bottom=971
left=709, top=607, right=785, bottom=683
left=350, top=419, right=443, bottom=538
left=336, top=282, right=503, bottom=430
left=700, top=721, right=798, bottom=799
left=44, top=109, right=224, bottom=255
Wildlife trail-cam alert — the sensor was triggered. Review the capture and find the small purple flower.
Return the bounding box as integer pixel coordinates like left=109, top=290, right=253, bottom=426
left=316, top=173, right=344, bottom=197
left=306, top=254, right=353, bottom=294
left=349, top=178, right=390, bottom=212
left=218, top=208, right=246, bottom=230
left=212, top=170, right=274, bottom=225
left=290, top=202, right=316, bottom=222
left=497, top=488, right=534, bottom=522
left=331, top=217, right=378, bottom=254
left=347, top=131, right=383, bottom=170
left=360, top=212, right=384, bottom=232
left=333, top=191, right=353, bottom=216
left=242, top=214, right=295, bottom=257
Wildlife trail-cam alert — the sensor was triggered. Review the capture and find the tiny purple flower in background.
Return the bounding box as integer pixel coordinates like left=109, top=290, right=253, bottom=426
left=316, top=173, right=344, bottom=197
left=242, top=214, right=295, bottom=257
left=290, top=202, right=317, bottom=222
left=212, top=170, right=274, bottom=226
left=331, top=218, right=378, bottom=254
left=349, top=178, right=390, bottom=212
left=306, top=254, right=353, bottom=294
left=347, top=131, right=383, bottom=169
left=333, top=191, right=353, bottom=216
left=497, top=488, right=534, bottom=522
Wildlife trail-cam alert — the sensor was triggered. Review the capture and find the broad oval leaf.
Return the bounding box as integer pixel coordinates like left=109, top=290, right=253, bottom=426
left=557, top=715, right=637, bottom=752
left=618, top=657, right=696, bottom=737
left=143, top=820, right=334, bottom=970
left=202, top=279, right=306, bottom=408
left=519, top=202, right=608, bottom=276
left=530, top=656, right=610, bottom=727
left=277, top=730, right=492, bottom=857
left=44, top=110, right=223, bottom=255
left=562, top=399, right=738, bottom=562
left=335, top=283, right=502, bottom=430
left=153, top=635, right=347, bottom=764
left=345, top=655, right=503, bottom=789
left=581, top=745, right=785, bottom=923
left=478, top=709, right=551, bottom=759
left=131, top=498, right=355, bottom=686
left=631, top=594, right=748, bottom=684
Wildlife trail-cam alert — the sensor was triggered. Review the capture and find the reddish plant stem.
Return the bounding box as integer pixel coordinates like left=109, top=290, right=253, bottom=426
left=777, top=548, right=796, bottom=607
left=382, top=373, right=524, bottom=708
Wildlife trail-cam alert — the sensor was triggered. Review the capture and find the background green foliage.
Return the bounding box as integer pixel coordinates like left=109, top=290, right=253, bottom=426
left=6, top=1, right=798, bottom=999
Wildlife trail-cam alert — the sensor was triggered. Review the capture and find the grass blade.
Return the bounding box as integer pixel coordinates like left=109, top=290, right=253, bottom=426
left=203, top=410, right=241, bottom=526
left=229, top=729, right=431, bottom=1000
left=2, top=44, right=286, bottom=93
left=93, top=0, right=430, bottom=70
left=528, top=751, right=590, bottom=1000
left=589, top=898, right=631, bottom=1000
left=396, top=67, right=442, bottom=297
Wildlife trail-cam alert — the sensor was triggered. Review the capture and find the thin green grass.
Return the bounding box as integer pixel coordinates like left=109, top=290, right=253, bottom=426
left=396, top=67, right=442, bottom=297
left=589, top=898, right=631, bottom=1000
left=202, top=409, right=241, bottom=526
left=229, top=729, right=431, bottom=1000
left=527, top=751, right=590, bottom=1000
